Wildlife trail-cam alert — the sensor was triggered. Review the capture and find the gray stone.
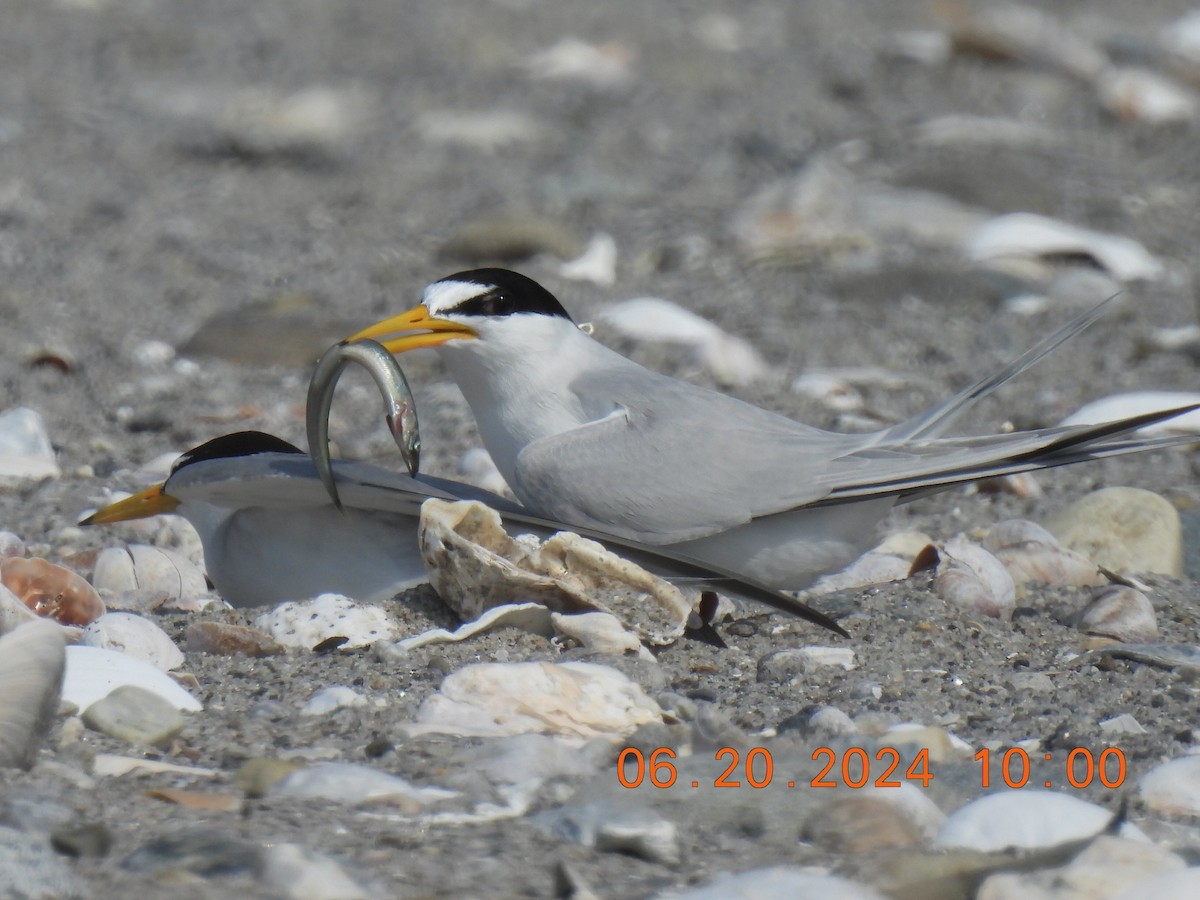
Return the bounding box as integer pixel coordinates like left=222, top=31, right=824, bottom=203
left=81, top=684, right=185, bottom=746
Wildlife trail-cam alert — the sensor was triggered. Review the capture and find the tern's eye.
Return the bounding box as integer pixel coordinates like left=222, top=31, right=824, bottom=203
left=457, top=288, right=513, bottom=318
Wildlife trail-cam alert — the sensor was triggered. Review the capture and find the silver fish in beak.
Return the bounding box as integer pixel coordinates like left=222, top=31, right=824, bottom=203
left=307, top=338, right=421, bottom=509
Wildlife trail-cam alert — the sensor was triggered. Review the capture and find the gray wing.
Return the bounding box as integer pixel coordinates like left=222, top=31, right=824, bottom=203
left=814, top=405, right=1200, bottom=504
left=171, top=450, right=847, bottom=632
left=512, top=367, right=868, bottom=544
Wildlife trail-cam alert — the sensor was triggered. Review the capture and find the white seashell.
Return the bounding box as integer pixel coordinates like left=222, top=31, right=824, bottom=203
left=1142, top=323, right=1200, bottom=353
left=525, top=38, right=634, bottom=90
left=62, top=645, right=201, bottom=712
left=1059, top=391, right=1200, bottom=436
left=597, top=297, right=770, bottom=386
left=791, top=373, right=864, bottom=412
left=92, top=753, right=218, bottom=778
left=254, top=594, right=397, bottom=650
left=675, top=868, right=889, bottom=899
left=276, top=762, right=457, bottom=806
left=934, top=538, right=1016, bottom=618
left=692, top=332, right=771, bottom=387
left=81, top=612, right=186, bottom=671
left=419, top=499, right=692, bottom=645
left=408, top=661, right=662, bottom=742
left=1075, top=585, right=1159, bottom=642
left=0, top=619, right=66, bottom=770
left=551, top=611, right=650, bottom=659
left=1163, top=10, right=1200, bottom=64
left=946, top=4, right=1108, bottom=80
left=92, top=547, right=137, bottom=593
left=803, top=531, right=932, bottom=597
left=258, top=844, right=368, bottom=900
left=982, top=519, right=1104, bottom=589
left=92, top=544, right=208, bottom=603
left=914, top=114, right=1058, bottom=149
left=1099, top=713, right=1147, bottom=736
left=301, top=685, right=367, bottom=716
left=1138, top=756, right=1200, bottom=816
left=387, top=603, right=555, bottom=656
left=0, top=407, right=60, bottom=482
left=935, top=790, right=1145, bottom=850
left=804, top=557, right=911, bottom=597
left=130, top=339, right=176, bottom=368
left=966, top=212, right=1163, bottom=282
left=1097, top=68, right=1198, bottom=125
left=558, top=232, right=617, bottom=287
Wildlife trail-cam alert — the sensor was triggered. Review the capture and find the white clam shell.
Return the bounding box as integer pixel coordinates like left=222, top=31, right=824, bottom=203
left=934, top=538, right=1016, bottom=618
left=966, top=212, right=1163, bottom=282
left=0, top=407, right=61, bottom=481
left=62, top=645, right=202, bottom=712
left=93, top=544, right=208, bottom=602
left=1075, top=585, right=1159, bottom=643
left=935, top=790, right=1145, bottom=850
left=81, top=612, right=186, bottom=671
left=1059, top=391, right=1200, bottom=436
left=597, top=297, right=769, bottom=386
left=1097, top=68, right=1198, bottom=124
left=0, top=619, right=66, bottom=770
left=982, top=519, right=1104, bottom=589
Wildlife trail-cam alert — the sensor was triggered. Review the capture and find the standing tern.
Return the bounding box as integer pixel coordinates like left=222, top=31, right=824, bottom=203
left=340, top=268, right=1198, bottom=590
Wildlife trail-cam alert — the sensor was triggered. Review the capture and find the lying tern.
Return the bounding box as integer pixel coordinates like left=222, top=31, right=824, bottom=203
left=84, top=342, right=846, bottom=631
left=340, top=268, right=1197, bottom=590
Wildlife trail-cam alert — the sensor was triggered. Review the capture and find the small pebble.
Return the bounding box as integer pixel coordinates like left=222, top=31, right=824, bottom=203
left=185, top=621, right=285, bottom=657
left=81, top=684, right=185, bottom=746
left=258, top=843, right=368, bottom=900
left=301, top=685, right=367, bottom=716
left=1138, top=755, right=1200, bottom=816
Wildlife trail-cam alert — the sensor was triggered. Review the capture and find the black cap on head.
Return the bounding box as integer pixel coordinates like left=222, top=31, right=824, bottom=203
left=171, top=431, right=304, bottom=475
left=436, top=269, right=574, bottom=322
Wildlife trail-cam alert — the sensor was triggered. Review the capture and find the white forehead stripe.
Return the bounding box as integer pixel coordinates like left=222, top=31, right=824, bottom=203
left=422, top=280, right=490, bottom=315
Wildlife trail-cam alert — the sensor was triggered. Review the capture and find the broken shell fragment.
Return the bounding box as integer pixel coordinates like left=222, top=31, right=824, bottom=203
left=803, top=531, right=932, bottom=598
left=0, top=557, right=105, bottom=625
left=982, top=519, right=1105, bottom=589
left=966, top=212, right=1163, bottom=282
left=418, top=499, right=692, bottom=645
left=934, top=538, right=1016, bottom=618
left=1074, top=585, right=1159, bottom=643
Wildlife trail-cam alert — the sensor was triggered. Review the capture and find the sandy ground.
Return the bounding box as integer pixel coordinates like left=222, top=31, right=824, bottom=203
left=3, top=0, right=1200, bottom=897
